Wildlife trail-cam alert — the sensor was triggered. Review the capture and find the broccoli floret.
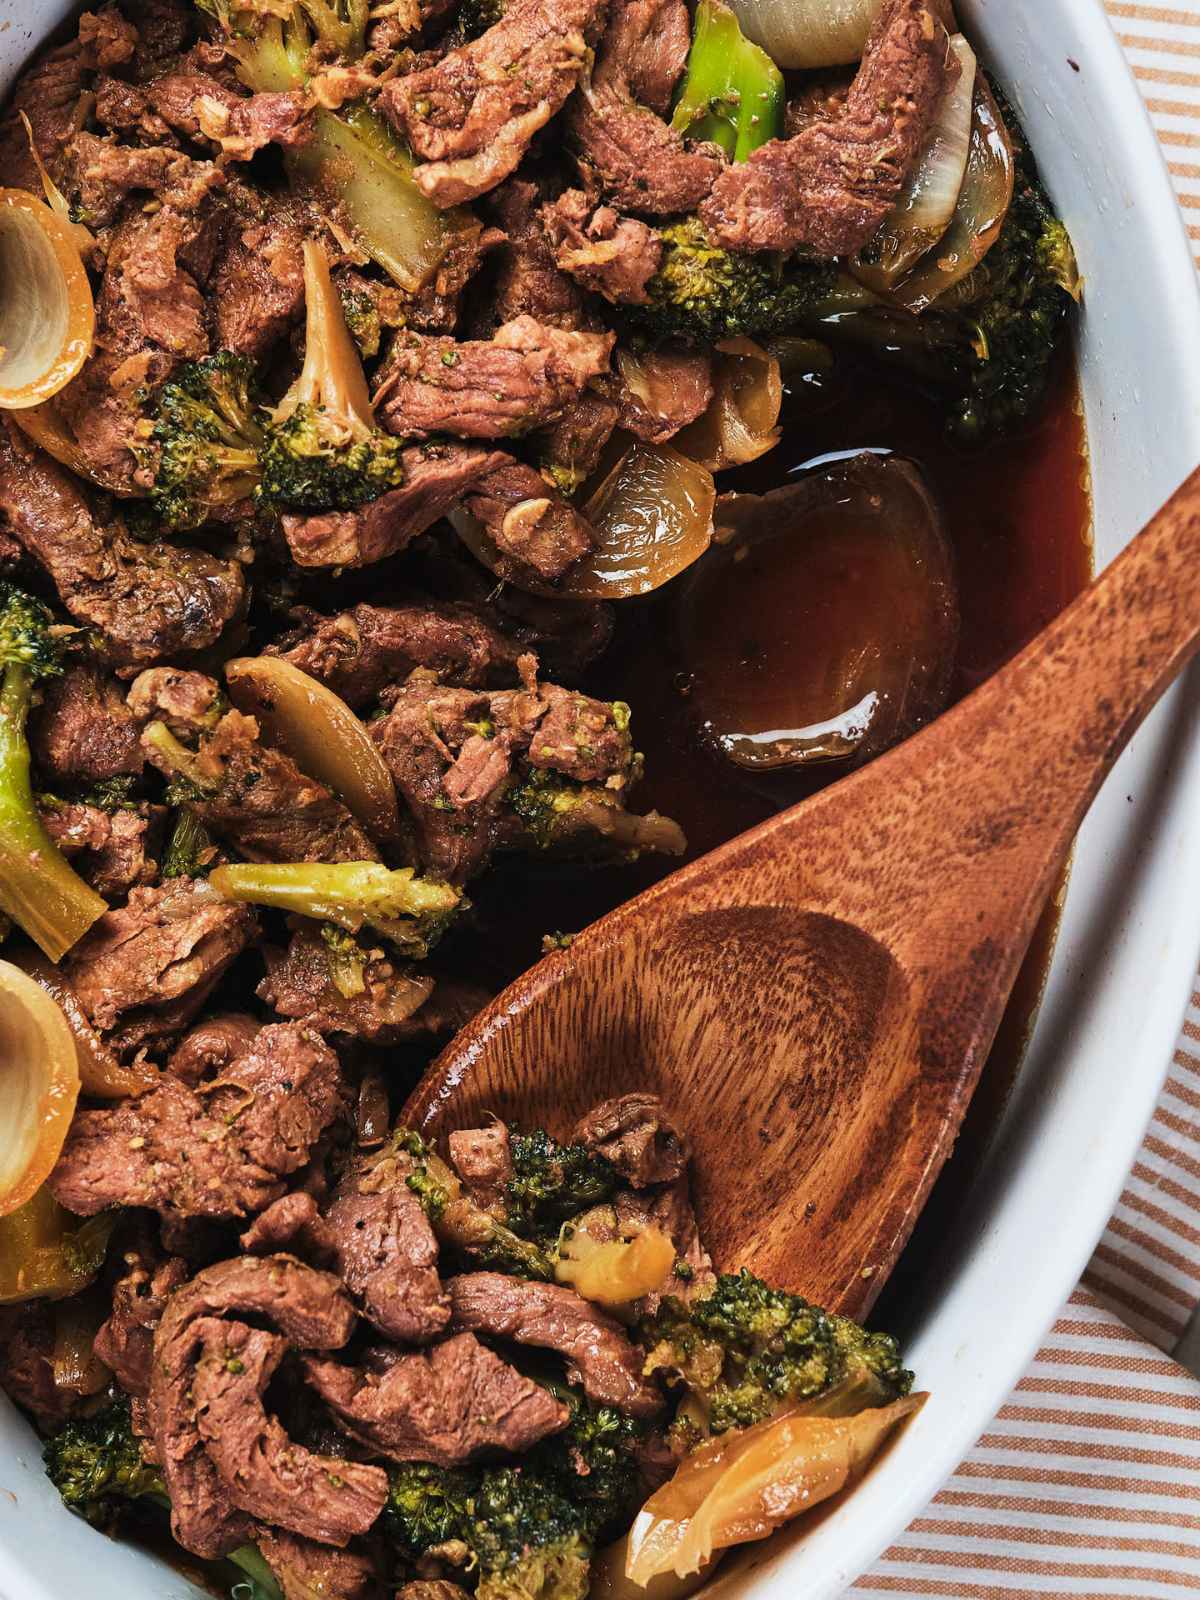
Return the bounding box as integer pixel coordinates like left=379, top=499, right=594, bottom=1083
left=448, top=0, right=506, bottom=42
left=528, top=1386, right=648, bottom=1541
left=639, top=1269, right=912, bottom=1435
left=386, top=1464, right=591, bottom=1600
left=148, top=352, right=265, bottom=531
left=670, top=0, right=784, bottom=162
left=0, top=584, right=105, bottom=960
left=631, top=217, right=840, bottom=344
left=201, top=0, right=368, bottom=82
left=43, top=1399, right=166, bottom=1528
left=162, top=807, right=219, bottom=879
left=258, top=239, right=407, bottom=511
left=505, top=1130, right=620, bottom=1236
left=506, top=770, right=685, bottom=861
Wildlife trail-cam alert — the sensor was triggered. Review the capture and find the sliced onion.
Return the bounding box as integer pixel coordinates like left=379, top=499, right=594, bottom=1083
left=225, top=656, right=402, bottom=847
left=0, top=1188, right=113, bottom=1305
left=853, top=35, right=977, bottom=294
left=725, top=0, right=884, bottom=68
left=627, top=1394, right=927, bottom=1583
left=591, top=1538, right=722, bottom=1600
left=889, top=74, right=1015, bottom=314
left=0, top=188, right=94, bottom=411
left=674, top=338, right=783, bottom=473
left=11, top=950, right=158, bottom=1100
left=555, top=1210, right=676, bottom=1306
left=52, top=1292, right=113, bottom=1394
left=0, top=960, right=80, bottom=1218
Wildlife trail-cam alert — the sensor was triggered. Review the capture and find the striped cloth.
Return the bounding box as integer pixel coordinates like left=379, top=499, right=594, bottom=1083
left=852, top=15, right=1200, bottom=1591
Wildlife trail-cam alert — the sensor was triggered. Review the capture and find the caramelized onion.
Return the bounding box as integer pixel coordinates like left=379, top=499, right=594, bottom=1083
left=725, top=0, right=883, bottom=67
left=0, top=961, right=80, bottom=1218
left=628, top=1394, right=927, bottom=1583
left=555, top=1209, right=676, bottom=1306
left=674, top=339, right=783, bottom=473
left=52, top=1292, right=113, bottom=1394
left=0, top=188, right=94, bottom=410
left=225, top=656, right=402, bottom=846
left=0, top=1188, right=113, bottom=1305
left=10, top=950, right=157, bottom=1100
left=592, top=1539, right=721, bottom=1600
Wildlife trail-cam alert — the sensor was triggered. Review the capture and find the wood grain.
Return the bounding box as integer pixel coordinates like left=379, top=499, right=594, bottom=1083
left=404, top=463, right=1200, bottom=1321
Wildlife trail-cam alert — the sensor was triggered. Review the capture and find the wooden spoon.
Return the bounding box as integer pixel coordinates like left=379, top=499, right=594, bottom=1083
left=404, top=466, right=1200, bottom=1320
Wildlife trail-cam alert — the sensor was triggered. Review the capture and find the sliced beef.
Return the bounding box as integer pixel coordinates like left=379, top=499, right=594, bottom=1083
left=699, top=0, right=955, bottom=256
left=378, top=0, right=607, bottom=206
left=94, top=1237, right=188, bottom=1398
left=304, top=1333, right=568, bottom=1466
left=448, top=1123, right=513, bottom=1213
left=402, top=222, right=506, bottom=336
left=30, top=664, right=143, bottom=787
left=534, top=389, right=621, bottom=493
left=146, top=71, right=310, bottom=158
left=568, top=0, right=724, bottom=216
left=281, top=445, right=509, bottom=569
left=149, top=1255, right=359, bottom=1558
left=270, top=601, right=525, bottom=709
left=93, top=74, right=175, bottom=141
left=192, top=1317, right=387, bottom=1544
left=49, top=1023, right=345, bottom=1222
left=118, top=0, right=194, bottom=74
left=240, top=1192, right=336, bottom=1262
left=0, top=428, right=244, bottom=668
left=541, top=190, right=663, bottom=305
left=464, top=458, right=596, bottom=581
left=0, top=1305, right=73, bottom=1428
left=44, top=802, right=163, bottom=899
left=79, top=5, right=140, bottom=68
left=448, top=1272, right=662, bottom=1416
left=376, top=318, right=614, bottom=441
left=62, top=877, right=256, bottom=1048
left=167, top=1012, right=262, bottom=1086
left=572, top=1094, right=690, bottom=1187
left=61, top=134, right=207, bottom=229
left=617, top=343, right=714, bottom=444
left=397, top=1586, right=470, bottom=1600
left=481, top=178, right=589, bottom=333
left=258, top=1529, right=378, bottom=1600
left=0, top=39, right=89, bottom=191
left=211, top=211, right=307, bottom=359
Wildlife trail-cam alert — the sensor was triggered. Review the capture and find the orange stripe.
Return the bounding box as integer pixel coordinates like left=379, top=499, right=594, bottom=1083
left=1107, top=2, right=1200, bottom=23
left=1173, top=1045, right=1200, bottom=1077
left=1183, top=1019, right=1200, bottom=1044
left=1121, top=27, right=1200, bottom=54
left=855, top=1581, right=1163, bottom=1599
left=908, top=1519, right=1200, bottom=1559
left=1130, top=1160, right=1200, bottom=1217
left=1130, top=62, right=1200, bottom=85
left=995, top=1403, right=1200, bottom=1439
left=1082, top=1264, right=1191, bottom=1326
left=1139, top=1133, right=1200, bottom=1184
left=1016, top=1376, right=1200, bottom=1410
left=1051, top=1313, right=1146, bottom=1341
left=976, top=1434, right=1200, bottom=1469
left=935, top=1491, right=1200, bottom=1532
left=1153, top=1107, right=1200, bottom=1144
left=1034, top=1345, right=1186, bottom=1376
left=954, top=1460, right=1200, bottom=1500
left=1164, top=1074, right=1200, bottom=1110
left=888, top=1546, right=1200, bottom=1584
left=1105, top=1218, right=1200, bottom=1283
left=1118, top=1182, right=1200, bottom=1246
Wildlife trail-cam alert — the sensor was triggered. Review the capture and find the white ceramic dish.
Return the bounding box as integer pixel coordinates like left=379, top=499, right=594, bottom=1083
left=2, top=2, right=1200, bottom=1596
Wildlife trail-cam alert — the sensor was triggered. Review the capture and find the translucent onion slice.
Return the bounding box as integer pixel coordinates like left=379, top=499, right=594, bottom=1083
left=673, top=338, right=783, bottom=473
left=10, top=400, right=143, bottom=495
left=52, top=1292, right=113, bottom=1394
left=0, top=960, right=81, bottom=1219
left=591, top=1538, right=722, bottom=1600
left=555, top=1208, right=676, bottom=1306
left=889, top=74, right=1015, bottom=315
left=853, top=35, right=977, bottom=294
left=0, top=188, right=94, bottom=410
left=225, top=656, right=402, bottom=847
left=10, top=950, right=158, bottom=1100
left=0, top=1188, right=113, bottom=1305
left=627, top=1395, right=927, bottom=1583
left=725, top=0, right=884, bottom=68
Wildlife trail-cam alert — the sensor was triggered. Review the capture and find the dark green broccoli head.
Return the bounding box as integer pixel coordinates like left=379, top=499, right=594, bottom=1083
left=258, top=402, right=408, bottom=511
left=43, top=1399, right=166, bottom=1528
left=632, top=217, right=840, bottom=344
left=528, top=1386, right=648, bottom=1541
left=150, top=351, right=265, bottom=531
left=448, top=0, right=506, bottom=42
left=0, top=583, right=62, bottom=681
left=505, top=1129, right=620, bottom=1236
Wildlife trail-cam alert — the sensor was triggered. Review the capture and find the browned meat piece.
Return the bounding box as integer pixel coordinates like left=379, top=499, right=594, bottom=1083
left=93, top=75, right=175, bottom=141
left=448, top=1123, right=513, bottom=1212
left=139, top=703, right=382, bottom=865
left=149, top=1255, right=359, bottom=1558
left=119, top=0, right=194, bottom=74
left=523, top=681, right=635, bottom=783
left=167, top=1012, right=262, bottom=1086
left=448, top=1272, right=663, bottom=1416
left=62, top=877, right=256, bottom=1047
left=326, top=1150, right=450, bottom=1343
left=30, top=664, right=143, bottom=787
left=40, top=801, right=110, bottom=857
left=146, top=71, right=310, bottom=158
left=0, top=1305, right=73, bottom=1428
left=624, top=0, right=691, bottom=113
left=109, top=203, right=214, bottom=358
left=378, top=0, right=607, bottom=206
left=491, top=589, right=614, bottom=681
left=535, top=389, right=621, bottom=494
left=0, top=427, right=245, bottom=668
left=482, top=178, right=589, bottom=333
left=281, top=445, right=509, bottom=569
left=271, top=601, right=525, bottom=708
left=126, top=666, right=222, bottom=735
left=94, top=1235, right=188, bottom=1397
left=193, top=1318, right=387, bottom=1544
left=541, top=190, right=663, bottom=305
left=258, top=1529, right=378, bottom=1600
left=403, top=223, right=506, bottom=336
left=0, top=39, right=89, bottom=191
left=61, top=134, right=201, bottom=228
left=49, top=1023, right=345, bottom=1222
left=79, top=6, right=140, bottom=69
left=376, top=318, right=614, bottom=441
left=568, top=0, right=724, bottom=216
left=304, top=1333, right=568, bottom=1465
left=211, top=212, right=307, bottom=359
left=240, top=1192, right=336, bottom=1261
left=617, top=343, right=713, bottom=444
left=397, top=1586, right=469, bottom=1600
left=465, top=458, right=596, bottom=581
left=43, top=802, right=163, bottom=899
left=700, top=0, right=955, bottom=256
left=573, top=1093, right=690, bottom=1187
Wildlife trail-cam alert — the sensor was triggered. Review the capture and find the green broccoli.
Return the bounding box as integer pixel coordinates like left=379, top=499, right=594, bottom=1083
left=504, top=1130, right=620, bottom=1237
left=148, top=352, right=265, bottom=531
left=527, top=1385, right=648, bottom=1541
left=670, top=0, right=784, bottom=162
left=258, top=239, right=407, bottom=511
left=161, top=807, right=219, bottom=879
left=0, top=585, right=106, bottom=960
left=638, top=1269, right=912, bottom=1435
left=506, top=770, right=686, bottom=861
left=447, top=0, right=506, bottom=42
left=385, top=1464, right=591, bottom=1600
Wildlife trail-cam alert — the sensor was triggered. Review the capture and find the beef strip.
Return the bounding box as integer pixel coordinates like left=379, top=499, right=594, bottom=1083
left=49, top=1022, right=345, bottom=1222
left=240, top=1192, right=337, bottom=1262
left=567, top=0, right=724, bottom=216
left=270, top=601, right=525, bottom=708
left=481, top=178, right=590, bottom=333
left=280, top=445, right=509, bottom=569
left=0, top=38, right=89, bottom=191
left=448, top=1123, right=513, bottom=1213
left=402, top=222, right=506, bottom=336
left=0, top=1305, right=73, bottom=1428
left=397, top=1586, right=470, bottom=1600
left=30, top=664, right=144, bottom=786
left=464, top=457, right=596, bottom=581
left=118, top=0, right=194, bottom=75
left=0, top=427, right=245, bottom=668
left=378, top=0, right=608, bottom=206
left=94, top=1236, right=188, bottom=1397
left=93, top=74, right=175, bottom=142
left=61, top=134, right=209, bottom=229
left=146, top=70, right=310, bottom=158
left=616, top=343, right=714, bottom=444
left=211, top=210, right=307, bottom=359
left=167, top=1012, right=262, bottom=1086
left=303, top=1333, right=568, bottom=1465
left=192, top=1318, right=387, bottom=1545
left=376, top=318, right=614, bottom=441
left=534, top=389, right=621, bottom=493
left=257, top=1528, right=378, bottom=1600
left=62, top=877, right=256, bottom=1047
left=699, top=0, right=955, bottom=256
left=448, top=1272, right=663, bottom=1416
left=572, top=1094, right=690, bottom=1187
left=43, top=802, right=164, bottom=899
left=541, top=189, right=663, bottom=305
left=149, top=1255, right=359, bottom=1558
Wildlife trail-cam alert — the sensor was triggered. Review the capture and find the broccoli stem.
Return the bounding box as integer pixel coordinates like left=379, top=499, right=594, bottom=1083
left=0, top=664, right=106, bottom=961
left=142, top=721, right=221, bottom=800
left=227, top=1543, right=285, bottom=1600
left=670, top=0, right=785, bottom=163
left=276, top=239, right=375, bottom=436
left=208, top=860, right=461, bottom=942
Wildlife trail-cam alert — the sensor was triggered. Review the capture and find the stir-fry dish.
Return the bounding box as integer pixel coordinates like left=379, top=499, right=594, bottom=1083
left=0, top=0, right=1081, bottom=1592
